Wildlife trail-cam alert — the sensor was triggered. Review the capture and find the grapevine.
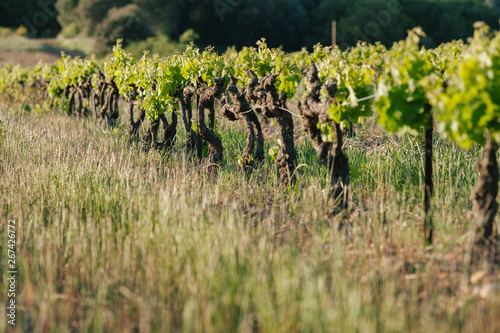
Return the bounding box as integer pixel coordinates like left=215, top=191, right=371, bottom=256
left=1, top=25, right=498, bottom=259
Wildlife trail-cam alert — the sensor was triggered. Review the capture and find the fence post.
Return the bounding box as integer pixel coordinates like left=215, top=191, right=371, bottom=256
left=332, top=20, right=337, bottom=47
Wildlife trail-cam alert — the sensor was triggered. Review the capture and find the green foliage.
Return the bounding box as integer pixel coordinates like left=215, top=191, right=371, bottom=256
left=0, top=27, right=13, bottom=37
left=49, top=53, right=97, bottom=95
left=375, top=28, right=438, bottom=136
left=197, top=47, right=230, bottom=86
left=435, top=23, right=500, bottom=147
left=0, top=64, right=28, bottom=92
left=268, top=144, right=280, bottom=162
left=231, top=43, right=272, bottom=81
left=104, top=41, right=138, bottom=96
left=231, top=39, right=301, bottom=96
left=3, top=22, right=500, bottom=153
left=179, top=29, right=200, bottom=44
left=326, top=61, right=375, bottom=125
left=304, top=43, right=375, bottom=140
left=59, top=22, right=80, bottom=38
left=426, top=40, right=465, bottom=77
left=15, top=25, right=29, bottom=37
left=144, top=55, right=184, bottom=119
left=56, top=0, right=79, bottom=28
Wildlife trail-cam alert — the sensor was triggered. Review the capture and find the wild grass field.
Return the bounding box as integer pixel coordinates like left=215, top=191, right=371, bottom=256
left=0, top=104, right=499, bottom=332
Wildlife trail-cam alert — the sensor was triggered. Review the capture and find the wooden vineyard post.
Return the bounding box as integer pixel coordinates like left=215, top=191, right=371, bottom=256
left=332, top=20, right=337, bottom=47
left=423, top=113, right=434, bottom=245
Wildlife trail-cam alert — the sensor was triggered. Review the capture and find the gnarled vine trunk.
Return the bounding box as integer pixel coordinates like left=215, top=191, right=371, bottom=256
left=108, top=78, right=120, bottom=120
left=95, top=71, right=108, bottom=118
left=75, top=87, right=85, bottom=117
left=471, top=134, right=499, bottom=260
left=79, top=77, right=92, bottom=117
left=246, top=70, right=297, bottom=184
left=99, top=76, right=119, bottom=125
left=243, top=71, right=266, bottom=163
left=196, top=76, right=225, bottom=171
left=299, top=63, right=349, bottom=211
left=127, top=84, right=145, bottom=136
left=178, top=84, right=198, bottom=153
left=67, top=87, right=76, bottom=116
left=221, top=74, right=265, bottom=173
left=142, top=111, right=178, bottom=152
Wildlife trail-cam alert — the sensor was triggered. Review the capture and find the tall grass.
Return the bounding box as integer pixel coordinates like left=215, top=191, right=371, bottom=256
left=0, top=108, right=498, bottom=332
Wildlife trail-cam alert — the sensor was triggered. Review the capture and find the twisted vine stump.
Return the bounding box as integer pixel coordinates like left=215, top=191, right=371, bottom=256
left=108, top=78, right=120, bottom=119
left=94, top=71, right=108, bottom=118
left=471, top=134, right=499, bottom=263
left=127, top=84, right=145, bottom=136
left=99, top=76, right=120, bottom=125
left=75, top=86, right=84, bottom=116
left=298, top=63, right=349, bottom=212
left=67, top=86, right=76, bottom=116
left=221, top=74, right=265, bottom=173
left=80, top=77, right=92, bottom=117
left=87, top=80, right=98, bottom=117
left=195, top=75, right=225, bottom=171
left=177, top=83, right=198, bottom=153
left=98, top=77, right=110, bottom=119
left=71, top=76, right=92, bottom=117
left=196, top=76, right=218, bottom=130
left=246, top=70, right=297, bottom=184
left=244, top=70, right=269, bottom=150
left=142, top=111, right=178, bottom=152
left=242, top=71, right=266, bottom=162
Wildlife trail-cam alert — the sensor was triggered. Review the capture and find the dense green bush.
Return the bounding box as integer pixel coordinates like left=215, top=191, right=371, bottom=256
left=76, top=0, right=128, bottom=36
left=55, top=0, right=79, bottom=28
left=310, top=0, right=500, bottom=49
left=95, top=4, right=153, bottom=54
left=59, top=22, right=80, bottom=38
left=133, top=0, right=179, bottom=36
left=0, top=27, right=13, bottom=37
left=0, top=0, right=60, bottom=36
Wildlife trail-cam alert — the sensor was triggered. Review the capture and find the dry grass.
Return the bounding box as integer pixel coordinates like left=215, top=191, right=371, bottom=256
left=0, top=105, right=499, bottom=332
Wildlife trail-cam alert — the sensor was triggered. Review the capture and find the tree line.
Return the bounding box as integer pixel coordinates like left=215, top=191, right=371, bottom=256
left=1, top=0, right=500, bottom=52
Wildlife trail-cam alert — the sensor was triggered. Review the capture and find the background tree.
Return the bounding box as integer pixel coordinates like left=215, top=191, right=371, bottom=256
left=0, top=0, right=60, bottom=36
left=75, top=0, right=131, bottom=36
left=2, top=0, right=500, bottom=54
left=133, top=0, right=179, bottom=36
left=95, top=4, right=153, bottom=54
left=55, top=0, right=80, bottom=28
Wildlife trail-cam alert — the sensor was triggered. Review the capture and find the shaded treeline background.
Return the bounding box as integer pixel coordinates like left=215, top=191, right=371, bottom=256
left=1, top=0, right=500, bottom=54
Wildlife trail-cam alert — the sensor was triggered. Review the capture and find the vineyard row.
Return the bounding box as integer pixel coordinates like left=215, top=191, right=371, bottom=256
left=1, top=24, right=499, bottom=259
